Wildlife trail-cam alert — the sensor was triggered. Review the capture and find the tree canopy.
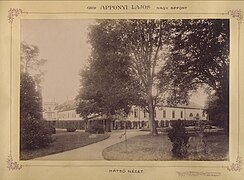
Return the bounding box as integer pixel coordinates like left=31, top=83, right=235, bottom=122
left=76, top=20, right=142, bottom=120
left=20, top=72, right=43, bottom=121
left=20, top=42, right=52, bottom=150
left=159, top=19, right=229, bottom=92
left=77, top=19, right=230, bottom=134
left=158, top=19, right=229, bottom=131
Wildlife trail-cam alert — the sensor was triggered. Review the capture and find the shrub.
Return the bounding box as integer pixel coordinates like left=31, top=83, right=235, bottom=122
left=67, top=127, right=77, bottom=132
left=86, top=126, right=104, bottom=134
left=46, top=126, right=56, bottom=134
left=20, top=73, right=53, bottom=150
left=85, top=121, right=105, bottom=134
left=20, top=117, right=53, bottom=150
left=126, top=121, right=132, bottom=129
left=43, top=121, right=56, bottom=134
left=168, top=119, right=189, bottom=158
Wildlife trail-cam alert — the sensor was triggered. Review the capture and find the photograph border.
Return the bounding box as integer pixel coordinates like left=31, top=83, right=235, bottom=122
left=5, top=2, right=243, bottom=174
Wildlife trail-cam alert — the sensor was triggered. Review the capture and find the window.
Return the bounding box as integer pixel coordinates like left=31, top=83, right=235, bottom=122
left=144, top=110, right=147, bottom=118
left=163, top=110, right=166, bottom=118
left=196, top=113, right=200, bottom=120
left=172, top=110, right=175, bottom=118
left=47, top=112, right=52, bottom=119
left=189, top=113, right=193, bottom=117
left=180, top=111, right=183, bottom=118
left=202, top=112, right=205, bottom=117
left=134, top=109, right=138, bottom=118
left=72, top=113, right=76, bottom=118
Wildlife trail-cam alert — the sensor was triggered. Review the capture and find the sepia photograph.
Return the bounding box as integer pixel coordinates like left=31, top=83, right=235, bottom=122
left=20, top=19, right=229, bottom=162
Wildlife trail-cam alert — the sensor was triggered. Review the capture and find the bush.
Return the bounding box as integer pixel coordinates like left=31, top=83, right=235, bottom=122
left=86, top=126, right=104, bottom=134
left=46, top=126, right=56, bottom=134
left=43, top=121, right=56, bottom=134
left=20, top=117, right=53, bottom=150
left=67, top=127, right=77, bottom=132
left=85, top=121, right=105, bottom=134
left=170, top=120, right=198, bottom=127
left=168, top=119, right=189, bottom=158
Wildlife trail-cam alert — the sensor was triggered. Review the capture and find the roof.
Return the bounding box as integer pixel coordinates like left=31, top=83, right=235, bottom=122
left=176, top=102, right=203, bottom=109
left=158, top=102, right=204, bottom=109
left=54, top=99, right=78, bottom=112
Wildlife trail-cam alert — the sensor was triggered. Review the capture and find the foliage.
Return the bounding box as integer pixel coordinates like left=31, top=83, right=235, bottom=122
left=20, top=116, right=53, bottom=150
left=66, top=127, right=77, bottom=132
left=158, top=19, right=229, bottom=130
left=85, top=121, right=105, bottom=134
left=20, top=72, right=42, bottom=120
left=77, top=19, right=229, bottom=135
left=206, top=89, right=229, bottom=132
left=20, top=132, right=110, bottom=160
left=76, top=20, right=142, bottom=122
left=21, top=41, right=47, bottom=74
left=168, top=120, right=189, bottom=158
left=55, top=120, right=86, bottom=130
left=77, top=20, right=177, bottom=135
left=20, top=72, right=52, bottom=150
left=160, top=19, right=229, bottom=92
left=45, top=124, right=56, bottom=134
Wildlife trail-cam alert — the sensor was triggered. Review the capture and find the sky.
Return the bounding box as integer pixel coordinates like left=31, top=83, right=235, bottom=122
left=21, top=19, right=208, bottom=107
left=21, top=19, right=94, bottom=104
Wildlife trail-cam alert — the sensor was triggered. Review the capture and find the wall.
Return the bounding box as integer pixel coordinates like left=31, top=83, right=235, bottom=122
left=127, top=106, right=207, bottom=121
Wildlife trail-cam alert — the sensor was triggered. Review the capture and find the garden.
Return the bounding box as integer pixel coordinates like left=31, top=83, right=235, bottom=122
left=102, top=120, right=228, bottom=161
left=20, top=129, right=110, bottom=160
left=102, top=132, right=228, bottom=161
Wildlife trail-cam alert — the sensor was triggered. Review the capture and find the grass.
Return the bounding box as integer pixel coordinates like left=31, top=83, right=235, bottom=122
left=102, top=132, right=228, bottom=161
left=20, top=131, right=110, bottom=160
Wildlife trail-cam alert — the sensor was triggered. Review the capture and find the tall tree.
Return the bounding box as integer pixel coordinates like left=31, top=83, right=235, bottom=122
left=76, top=21, right=142, bottom=124
left=21, top=41, right=47, bottom=74
left=20, top=42, right=51, bottom=151
left=20, top=72, right=52, bottom=150
left=159, top=19, right=229, bottom=131
left=79, top=20, right=175, bottom=135
left=20, top=72, right=42, bottom=121
left=118, top=20, right=174, bottom=135
left=21, top=41, right=47, bottom=106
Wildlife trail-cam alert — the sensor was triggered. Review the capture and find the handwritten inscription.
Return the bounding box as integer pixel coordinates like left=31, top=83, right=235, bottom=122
left=177, top=171, right=221, bottom=177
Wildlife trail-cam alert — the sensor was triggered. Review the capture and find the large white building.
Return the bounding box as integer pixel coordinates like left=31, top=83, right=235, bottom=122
left=43, top=100, right=82, bottom=121
left=43, top=102, right=58, bottom=120
left=43, top=100, right=207, bottom=122
left=127, top=103, right=207, bottom=122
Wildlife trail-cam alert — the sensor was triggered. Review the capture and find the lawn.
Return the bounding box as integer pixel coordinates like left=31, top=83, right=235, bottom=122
left=20, top=131, right=110, bottom=160
left=102, top=132, right=228, bottom=161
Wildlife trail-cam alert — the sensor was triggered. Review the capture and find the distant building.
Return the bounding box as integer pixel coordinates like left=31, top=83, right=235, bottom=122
left=43, top=102, right=58, bottom=120
left=43, top=100, right=207, bottom=122
left=43, top=100, right=82, bottom=121
left=127, top=102, right=207, bottom=122
left=55, top=100, right=83, bottom=121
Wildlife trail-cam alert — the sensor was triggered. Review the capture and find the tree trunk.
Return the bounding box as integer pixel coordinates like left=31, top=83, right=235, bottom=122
left=148, top=95, right=158, bottom=136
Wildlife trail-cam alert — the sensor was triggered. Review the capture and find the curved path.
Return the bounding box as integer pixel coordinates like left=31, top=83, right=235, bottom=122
left=34, top=130, right=149, bottom=161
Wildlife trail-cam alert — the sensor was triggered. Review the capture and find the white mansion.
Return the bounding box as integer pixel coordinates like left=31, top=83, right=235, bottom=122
left=43, top=100, right=207, bottom=122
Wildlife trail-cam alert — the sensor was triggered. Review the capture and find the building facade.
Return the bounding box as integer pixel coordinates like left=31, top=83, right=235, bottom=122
left=43, top=100, right=83, bottom=121
left=127, top=103, right=207, bottom=122
left=43, top=102, right=58, bottom=120
left=43, top=100, right=207, bottom=131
